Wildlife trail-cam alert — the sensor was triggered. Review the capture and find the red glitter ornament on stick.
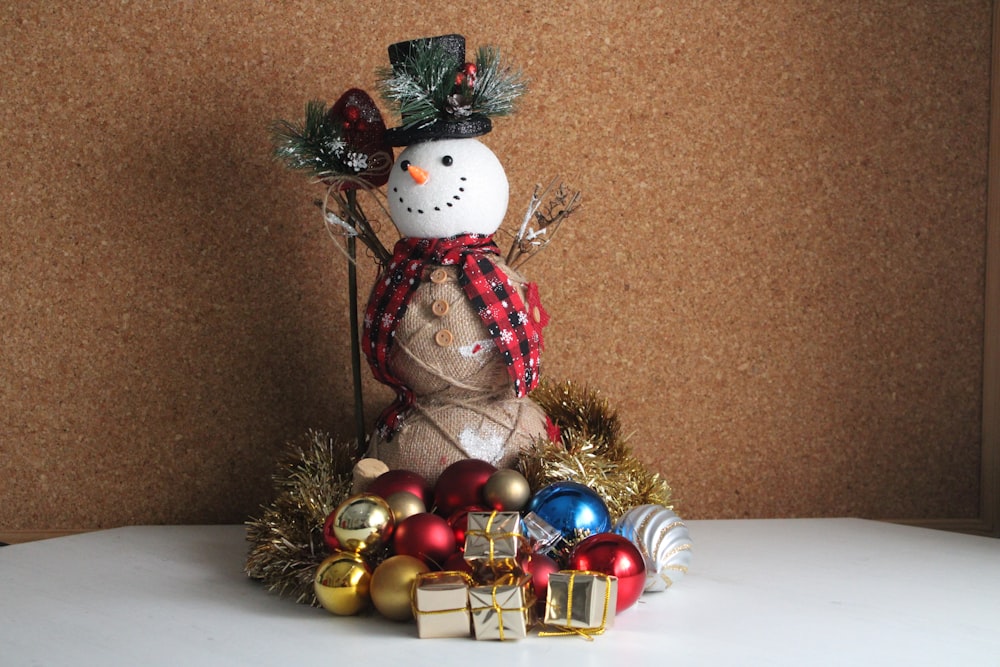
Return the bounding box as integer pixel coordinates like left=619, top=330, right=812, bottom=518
left=325, top=88, right=392, bottom=189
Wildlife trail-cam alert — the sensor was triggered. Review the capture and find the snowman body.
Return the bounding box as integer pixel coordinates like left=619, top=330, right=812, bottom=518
left=364, top=138, right=548, bottom=481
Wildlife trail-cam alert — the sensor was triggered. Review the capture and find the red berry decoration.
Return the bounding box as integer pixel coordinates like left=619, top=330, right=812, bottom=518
left=433, top=459, right=497, bottom=517
left=567, top=533, right=646, bottom=613
left=393, top=513, right=457, bottom=567
left=368, top=469, right=433, bottom=508
left=462, top=62, right=477, bottom=87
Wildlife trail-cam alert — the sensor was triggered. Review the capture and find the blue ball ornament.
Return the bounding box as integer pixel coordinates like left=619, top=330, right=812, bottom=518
left=524, top=481, right=611, bottom=546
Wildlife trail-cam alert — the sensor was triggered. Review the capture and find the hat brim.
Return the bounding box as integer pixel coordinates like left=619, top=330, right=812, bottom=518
left=385, top=115, right=492, bottom=146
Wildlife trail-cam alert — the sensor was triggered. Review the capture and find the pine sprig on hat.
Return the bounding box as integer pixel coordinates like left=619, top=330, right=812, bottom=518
left=470, top=46, right=527, bottom=118
left=378, top=40, right=526, bottom=131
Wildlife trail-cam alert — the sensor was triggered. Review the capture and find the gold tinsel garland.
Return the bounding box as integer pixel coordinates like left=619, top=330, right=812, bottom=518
left=244, top=430, right=357, bottom=604
left=244, top=381, right=674, bottom=605
left=518, top=379, right=673, bottom=521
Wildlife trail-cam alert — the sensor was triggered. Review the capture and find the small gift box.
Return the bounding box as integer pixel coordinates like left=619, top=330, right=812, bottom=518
left=411, top=571, right=473, bottom=639
left=522, top=511, right=562, bottom=554
left=469, top=574, right=536, bottom=641
left=542, top=571, right=618, bottom=638
left=464, top=511, right=524, bottom=568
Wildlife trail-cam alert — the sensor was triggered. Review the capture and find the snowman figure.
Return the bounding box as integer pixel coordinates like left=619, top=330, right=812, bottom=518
left=362, top=35, right=549, bottom=482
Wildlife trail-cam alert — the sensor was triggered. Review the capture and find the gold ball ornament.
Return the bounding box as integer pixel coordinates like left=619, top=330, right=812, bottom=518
left=332, top=493, right=395, bottom=553
left=386, top=490, right=426, bottom=523
left=314, top=551, right=372, bottom=616
left=483, top=468, right=532, bottom=511
left=369, top=554, right=429, bottom=621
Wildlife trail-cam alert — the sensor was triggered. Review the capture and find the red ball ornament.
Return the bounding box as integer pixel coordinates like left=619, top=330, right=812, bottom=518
left=446, top=505, right=488, bottom=552
left=433, top=459, right=497, bottom=517
left=321, top=509, right=342, bottom=553
left=393, top=512, right=457, bottom=567
left=520, top=551, right=560, bottom=612
left=568, top=533, right=646, bottom=613
left=368, top=469, right=433, bottom=508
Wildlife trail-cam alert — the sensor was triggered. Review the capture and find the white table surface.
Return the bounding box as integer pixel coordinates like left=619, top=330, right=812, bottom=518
left=1, top=518, right=998, bottom=666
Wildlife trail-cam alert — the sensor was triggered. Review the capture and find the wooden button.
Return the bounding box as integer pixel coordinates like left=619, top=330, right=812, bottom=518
left=431, top=299, right=450, bottom=317
left=532, top=306, right=542, bottom=323
left=434, top=329, right=454, bottom=347
left=429, top=268, right=448, bottom=284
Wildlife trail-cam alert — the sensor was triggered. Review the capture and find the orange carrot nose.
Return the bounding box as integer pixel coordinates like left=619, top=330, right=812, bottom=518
left=405, top=163, right=430, bottom=185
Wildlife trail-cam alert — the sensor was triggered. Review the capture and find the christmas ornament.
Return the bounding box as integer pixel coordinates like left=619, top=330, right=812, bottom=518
left=271, top=88, right=392, bottom=190
left=270, top=90, right=396, bottom=452
left=331, top=494, right=395, bottom=554
left=385, top=490, right=426, bottom=523
left=445, top=505, right=488, bottom=552
left=518, top=550, right=559, bottom=613
left=613, top=504, right=692, bottom=591
left=363, top=34, right=550, bottom=482
left=567, top=534, right=646, bottom=613
left=314, top=551, right=372, bottom=616
left=433, top=459, right=497, bottom=516
left=321, top=510, right=343, bottom=553
left=442, top=551, right=475, bottom=576
left=367, top=469, right=433, bottom=508
left=370, top=555, right=430, bottom=621
left=523, top=481, right=612, bottom=547
left=483, top=468, right=532, bottom=511
left=392, top=512, right=458, bottom=566
left=324, top=89, right=393, bottom=188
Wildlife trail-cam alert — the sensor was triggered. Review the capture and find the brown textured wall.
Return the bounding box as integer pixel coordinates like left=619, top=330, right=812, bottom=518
left=1, top=1, right=990, bottom=530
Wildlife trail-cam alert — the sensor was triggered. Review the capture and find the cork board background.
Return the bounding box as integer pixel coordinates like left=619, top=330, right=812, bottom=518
left=1, top=1, right=993, bottom=532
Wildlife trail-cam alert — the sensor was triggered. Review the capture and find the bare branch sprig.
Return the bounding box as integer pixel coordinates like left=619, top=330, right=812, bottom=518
left=505, top=177, right=581, bottom=268
left=314, top=184, right=392, bottom=266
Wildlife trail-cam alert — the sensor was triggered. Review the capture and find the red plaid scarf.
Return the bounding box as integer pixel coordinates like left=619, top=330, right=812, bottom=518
left=363, top=234, right=543, bottom=439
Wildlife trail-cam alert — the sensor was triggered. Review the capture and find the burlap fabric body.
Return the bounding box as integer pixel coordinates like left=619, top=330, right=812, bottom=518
left=367, top=262, right=547, bottom=481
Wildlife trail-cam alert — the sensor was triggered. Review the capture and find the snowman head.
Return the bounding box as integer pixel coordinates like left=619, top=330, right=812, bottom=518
left=388, top=138, right=509, bottom=239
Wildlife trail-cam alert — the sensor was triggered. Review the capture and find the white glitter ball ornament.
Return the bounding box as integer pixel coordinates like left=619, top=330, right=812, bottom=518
left=613, top=504, right=693, bottom=592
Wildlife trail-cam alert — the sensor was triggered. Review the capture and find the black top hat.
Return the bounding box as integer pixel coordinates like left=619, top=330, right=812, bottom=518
left=380, top=34, right=524, bottom=146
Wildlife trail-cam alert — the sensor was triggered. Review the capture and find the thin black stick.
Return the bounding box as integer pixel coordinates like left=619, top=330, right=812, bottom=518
left=345, top=189, right=367, bottom=456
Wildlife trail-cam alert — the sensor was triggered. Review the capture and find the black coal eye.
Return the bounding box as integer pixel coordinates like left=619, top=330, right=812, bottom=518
left=400, top=160, right=410, bottom=171
left=441, top=155, right=453, bottom=166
